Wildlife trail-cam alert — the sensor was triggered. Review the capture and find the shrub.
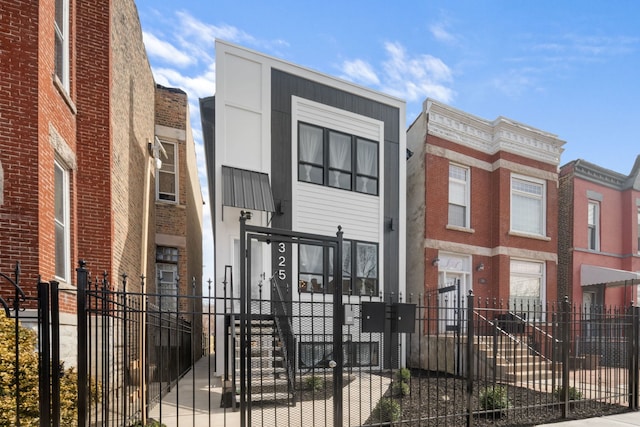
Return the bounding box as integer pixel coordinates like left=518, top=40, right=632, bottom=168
left=371, top=397, right=401, bottom=423
left=479, top=386, right=510, bottom=411
left=392, top=380, right=410, bottom=397
left=0, top=311, right=95, bottom=426
left=392, top=367, right=411, bottom=396
left=304, top=375, right=324, bottom=392
left=396, top=368, right=411, bottom=383
left=554, top=386, right=583, bottom=401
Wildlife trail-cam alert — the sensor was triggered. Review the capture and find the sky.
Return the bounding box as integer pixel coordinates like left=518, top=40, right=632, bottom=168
left=134, top=0, right=640, bottom=286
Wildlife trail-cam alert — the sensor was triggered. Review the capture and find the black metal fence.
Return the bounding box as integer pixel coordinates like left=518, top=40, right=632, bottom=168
left=215, top=285, right=640, bottom=426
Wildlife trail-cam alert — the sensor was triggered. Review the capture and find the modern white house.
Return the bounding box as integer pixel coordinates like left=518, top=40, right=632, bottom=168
left=201, top=40, right=406, bottom=382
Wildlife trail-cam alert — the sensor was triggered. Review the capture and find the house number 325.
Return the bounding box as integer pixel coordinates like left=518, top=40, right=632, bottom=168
left=277, top=242, right=286, bottom=280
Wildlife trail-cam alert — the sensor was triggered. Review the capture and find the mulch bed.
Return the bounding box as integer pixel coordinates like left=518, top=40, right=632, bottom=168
left=363, top=371, right=629, bottom=426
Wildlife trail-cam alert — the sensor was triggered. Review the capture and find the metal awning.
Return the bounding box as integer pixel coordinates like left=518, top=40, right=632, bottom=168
left=221, top=166, right=275, bottom=212
left=580, top=264, right=640, bottom=287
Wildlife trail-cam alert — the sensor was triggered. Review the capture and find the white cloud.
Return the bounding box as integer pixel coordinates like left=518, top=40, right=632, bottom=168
left=341, top=59, right=380, bottom=86
left=142, top=31, right=194, bottom=67
left=381, top=42, right=455, bottom=103
left=430, top=22, right=457, bottom=44
left=339, top=42, right=454, bottom=103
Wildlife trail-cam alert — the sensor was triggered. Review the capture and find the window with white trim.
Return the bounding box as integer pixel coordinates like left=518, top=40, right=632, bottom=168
left=509, top=259, right=544, bottom=309
left=156, top=246, right=179, bottom=312
left=54, top=160, right=70, bottom=281
left=157, top=141, right=177, bottom=202
left=298, top=122, right=378, bottom=195
left=511, top=175, right=545, bottom=236
left=54, top=0, right=69, bottom=91
left=298, top=240, right=378, bottom=296
left=587, top=201, right=600, bottom=251
left=448, top=164, right=470, bottom=228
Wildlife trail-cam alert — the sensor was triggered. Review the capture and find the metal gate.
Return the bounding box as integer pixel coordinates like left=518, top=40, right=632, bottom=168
left=236, top=214, right=346, bottom=426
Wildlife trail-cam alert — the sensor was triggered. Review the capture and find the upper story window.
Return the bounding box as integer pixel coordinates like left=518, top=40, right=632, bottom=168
left=298, top=123, right=378, bottom=196
left=511, top=175, right=545, bottom=236
left=298, top=240, right=378, bottom=296
left=448, top=164, right=470, bottom=228
left=157, top=141, right=177, bottom=202
left=587, top=201, right=600, bottom=251
left=54, top=0, right=69, bottom=91
left=54, top=160, right=70, bottom=281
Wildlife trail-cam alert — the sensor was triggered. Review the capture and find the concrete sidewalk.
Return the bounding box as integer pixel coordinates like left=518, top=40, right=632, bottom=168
left=537, top=411, right=640, bottom=426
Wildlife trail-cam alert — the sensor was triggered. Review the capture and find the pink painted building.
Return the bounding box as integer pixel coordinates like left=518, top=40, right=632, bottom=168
left=558, top=157, right=640, bottom=308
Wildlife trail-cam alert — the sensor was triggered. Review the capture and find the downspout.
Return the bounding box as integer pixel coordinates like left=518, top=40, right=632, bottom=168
left=139, top=139, right=154, bottom=425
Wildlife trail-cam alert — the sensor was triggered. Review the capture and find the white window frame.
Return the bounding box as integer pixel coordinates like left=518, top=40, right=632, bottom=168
left=510, top=174, right=546, bottom=237
left=509, top=258, right=545, bottom=313
left=587, top=201, right=600, bottom=251
left=448, top=163, right=470, bottom=228
left=54, top=159, right=70, bottom=282
left=54, top=0, right=70, bottom=91
left=156, top=140, right=178, bottom=203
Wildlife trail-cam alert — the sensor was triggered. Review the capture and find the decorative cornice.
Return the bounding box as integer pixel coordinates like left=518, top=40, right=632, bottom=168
left=571, top=159, right=628, bottom=190
left=425, top=99, right=565, bottom=166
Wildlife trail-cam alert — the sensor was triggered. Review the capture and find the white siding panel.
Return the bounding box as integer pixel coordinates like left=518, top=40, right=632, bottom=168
left=225, top=106, right=262, bottom=171
left=295, top=96, right=381, bottom=141
left=295, top=182, right=380, bottom=242
left=224, top=53, right=262, bottom=112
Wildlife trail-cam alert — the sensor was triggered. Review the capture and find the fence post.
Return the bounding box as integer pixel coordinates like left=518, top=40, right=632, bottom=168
left=628, top=303, right=639, bottom=410
left=333, top=226, right=344, bottom=427
left=561, top=296, right=570, bottom=418
left=466, top=290, right=475, bottom=427
left=50, top=280, right=60, bottom=427
left=38, top=278, right=51, bottom=427
left=76, top=261, right=88, bottom=427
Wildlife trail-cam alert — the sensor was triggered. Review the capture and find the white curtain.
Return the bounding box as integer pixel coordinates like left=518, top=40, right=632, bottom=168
left=357, top=140, right=377, bottom=192
left=329, top=133, right=351, bottom=186
left=299, top=125, right=323, bottom=180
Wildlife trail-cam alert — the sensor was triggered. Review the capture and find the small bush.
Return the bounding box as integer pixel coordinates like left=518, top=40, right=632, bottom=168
left=554, top=386, right=583, bottom=401
left=392, top=380, right=410, bottom=397
left=371, top=397, right=401, bottom=423
left=129, top=420, right=166, bottom=427
left=396, top=368, right=411, bottom=383
left=479, top=386, right=510, bottom=411
left=304, top=375, right=324, bottom=392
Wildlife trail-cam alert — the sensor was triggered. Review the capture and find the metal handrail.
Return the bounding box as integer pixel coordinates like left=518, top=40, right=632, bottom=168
left=270, top=275, right=297, bottom=400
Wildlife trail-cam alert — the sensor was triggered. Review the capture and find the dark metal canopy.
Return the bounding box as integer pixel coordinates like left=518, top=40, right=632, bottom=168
left=221, top=166, right=275, bottom=212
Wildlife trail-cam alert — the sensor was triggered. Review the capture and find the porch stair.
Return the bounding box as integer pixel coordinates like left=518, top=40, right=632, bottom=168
left=474, top=336, right=560, bottom=383
left=233, top=317, right=295, bottom=405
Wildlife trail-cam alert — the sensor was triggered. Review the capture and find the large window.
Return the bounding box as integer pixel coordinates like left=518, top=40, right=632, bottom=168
left=298, top=240, right=378, bottom=296
left=156, top=246, right=179, bottom=312
left=157, top=141, right=177, bottom=202
left=509, top=259, right=544, bottom=309
left=448, top=164, right=469, bottom=228
left=54, top=160, right=69, bottom=281
left=298, top=123, right=378, bottom=195
left=299, top=341, right=379, bottom=368
left=511, top=175, right=545, bottom=236
left=54, top=0, right=69, bottom=91
left=587, top=201, right=600, bottom=251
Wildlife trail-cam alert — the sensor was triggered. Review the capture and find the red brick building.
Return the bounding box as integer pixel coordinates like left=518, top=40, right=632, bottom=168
left=0, top=0, right=202, bottom=362
left=407, top=99, right=565, bottom=327
left=558, top=157, right=640, bottom=308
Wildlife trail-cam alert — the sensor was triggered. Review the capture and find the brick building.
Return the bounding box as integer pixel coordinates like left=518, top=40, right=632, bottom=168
left=558, top=157, right=640, bottom=308
left=407, top=99, right=565, bottom=328
left=0, top=0, right=202, bottom=362
left=154, top=84, right=203, bottom=325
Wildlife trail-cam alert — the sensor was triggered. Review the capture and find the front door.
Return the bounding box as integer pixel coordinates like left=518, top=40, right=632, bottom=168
left=438, top=273, right=463, bottom=333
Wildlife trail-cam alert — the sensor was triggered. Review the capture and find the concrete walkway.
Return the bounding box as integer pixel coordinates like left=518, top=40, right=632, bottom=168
left=148, top=354, right=390, bottom=426
left=537, top=411, right=640, bottom=426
